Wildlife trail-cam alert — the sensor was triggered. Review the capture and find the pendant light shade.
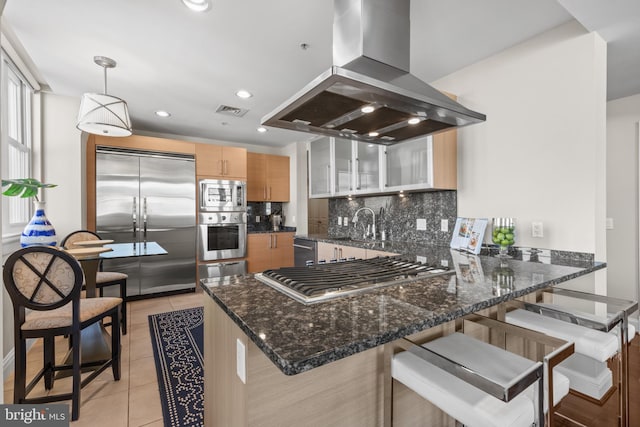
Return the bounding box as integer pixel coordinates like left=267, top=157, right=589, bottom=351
left=77, top=56, right=132, bottom=137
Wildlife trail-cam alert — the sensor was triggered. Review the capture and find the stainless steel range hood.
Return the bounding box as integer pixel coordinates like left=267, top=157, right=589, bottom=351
left=262, top=0, right=486, bottom=145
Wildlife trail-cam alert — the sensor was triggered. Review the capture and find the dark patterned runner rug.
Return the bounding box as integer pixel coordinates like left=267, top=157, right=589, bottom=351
left=149, top=306, right=204, bottom=427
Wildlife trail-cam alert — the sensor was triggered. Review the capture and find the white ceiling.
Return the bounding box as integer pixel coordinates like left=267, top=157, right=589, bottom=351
left=3, top=0, right=640, bottom=148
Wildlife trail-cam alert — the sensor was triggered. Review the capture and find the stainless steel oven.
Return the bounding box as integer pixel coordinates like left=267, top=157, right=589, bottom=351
left=199, top=179, right=246, bottom=212
left=198, top=212, right=246, bottom=261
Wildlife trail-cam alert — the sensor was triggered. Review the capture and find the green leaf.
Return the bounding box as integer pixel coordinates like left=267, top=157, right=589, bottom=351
left=1, top=178, right=57, bottom=199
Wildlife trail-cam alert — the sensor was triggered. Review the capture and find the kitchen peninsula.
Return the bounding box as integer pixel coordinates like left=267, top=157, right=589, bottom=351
left=200, top=239, right=604, bottom=427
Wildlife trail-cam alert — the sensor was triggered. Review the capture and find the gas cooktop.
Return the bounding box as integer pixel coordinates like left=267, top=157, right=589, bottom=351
left=254, top=257, right=453, bottom=304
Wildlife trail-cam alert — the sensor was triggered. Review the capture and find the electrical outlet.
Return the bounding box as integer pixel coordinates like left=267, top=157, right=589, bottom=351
left=441, top=219, right=449, bottom=232
left=416, top=255, right=427, bottom=264
left=441, top=259, right=449, bottom=267
left=236, top=339, right=246, bottom=383
left=337, top=216, right=342, bottom=226
left=416, top=218, right=427, bottom=231
left=344, top=216, right=349, bottom=226
left=532, top=222, right=544, bottom=238
left=255, top=215, right=260, bottom=223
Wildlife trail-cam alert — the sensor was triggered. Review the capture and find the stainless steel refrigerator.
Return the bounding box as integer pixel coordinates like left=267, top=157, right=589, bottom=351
left=95, top=147, right=196, bottom=297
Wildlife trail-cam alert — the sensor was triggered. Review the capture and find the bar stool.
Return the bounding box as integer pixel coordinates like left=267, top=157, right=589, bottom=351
left=61, top=230, right=128, bottom=334
left=391, top=314, right=573, bottom=426
left=504, top=288, right=638, bottom=427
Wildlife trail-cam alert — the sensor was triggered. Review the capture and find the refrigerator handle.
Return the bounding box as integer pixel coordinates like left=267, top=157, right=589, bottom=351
left=143, top=197, right=148, bottom=242
left=132, top=197, right=137, bottom=238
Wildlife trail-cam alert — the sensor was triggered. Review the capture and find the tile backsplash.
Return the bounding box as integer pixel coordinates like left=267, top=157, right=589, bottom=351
left=247, top=202, right=284, bottom=232
left=327, top=191, right=457, bottom=244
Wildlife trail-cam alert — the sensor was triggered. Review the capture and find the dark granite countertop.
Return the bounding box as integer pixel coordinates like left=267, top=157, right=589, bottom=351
left=248, top=226, right=296, bottom=234
left=200, top=237, right=605, bottom=376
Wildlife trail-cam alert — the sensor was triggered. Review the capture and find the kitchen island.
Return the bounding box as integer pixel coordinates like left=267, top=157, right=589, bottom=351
left=200, top=239, right=604, bottom=426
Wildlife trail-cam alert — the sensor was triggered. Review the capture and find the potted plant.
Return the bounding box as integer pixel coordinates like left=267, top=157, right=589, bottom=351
left=2, top=178, right=58, bottom=247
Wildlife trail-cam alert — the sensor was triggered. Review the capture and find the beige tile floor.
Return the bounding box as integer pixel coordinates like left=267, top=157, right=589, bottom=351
left=3, top=290, right=204, bottom=427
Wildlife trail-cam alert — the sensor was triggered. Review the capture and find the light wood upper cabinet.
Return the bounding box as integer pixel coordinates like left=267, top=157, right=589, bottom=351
left=247, top=153, right=290, bottom=202
left=196, top=144, right=247, bottom=180
left=247, top=232, right=294, bottom=273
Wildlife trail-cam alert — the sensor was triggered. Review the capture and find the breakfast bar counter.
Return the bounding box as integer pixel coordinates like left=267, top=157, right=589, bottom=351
left=200, top=241, right=604, bottom=426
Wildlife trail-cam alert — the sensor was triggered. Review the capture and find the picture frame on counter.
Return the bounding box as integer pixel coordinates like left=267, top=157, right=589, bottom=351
left=450, top=217, right=489, bottom=255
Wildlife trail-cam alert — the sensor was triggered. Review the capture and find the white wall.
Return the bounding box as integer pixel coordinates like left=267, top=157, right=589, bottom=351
left=606, top=93, right=640, bottom=301
left=41, top=93, right=84, bottom=239
left=428, top=21, right=607, bottom=293
left=430, top=21, right=607, bottom=266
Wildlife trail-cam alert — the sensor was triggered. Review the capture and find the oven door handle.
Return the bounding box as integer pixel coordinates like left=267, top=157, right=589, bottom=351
left=293, top=244, right=314, bottom=250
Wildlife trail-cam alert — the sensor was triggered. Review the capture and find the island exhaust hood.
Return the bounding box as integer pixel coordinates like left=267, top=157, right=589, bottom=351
left=261, top=0, right=486, bottom=145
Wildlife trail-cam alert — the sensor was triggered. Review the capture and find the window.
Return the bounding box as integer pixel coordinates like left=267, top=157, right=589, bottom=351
left=1, top=51, right=34, bottom=239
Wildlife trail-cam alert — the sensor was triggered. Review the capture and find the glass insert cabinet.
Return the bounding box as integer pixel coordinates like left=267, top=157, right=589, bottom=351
left=308, top=131, right=456, bottom=199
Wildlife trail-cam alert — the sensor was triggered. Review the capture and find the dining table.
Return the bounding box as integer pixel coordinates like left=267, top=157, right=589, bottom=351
left=62, top=241, right=168, bottom=371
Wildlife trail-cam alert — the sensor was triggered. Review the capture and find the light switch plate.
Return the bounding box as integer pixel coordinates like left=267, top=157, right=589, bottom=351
left=441, top=219, right=449, bottom=232
left=532, top=222, right=544, bottom=238
left=337, top=216, right=342, bottom=226
left=417, top=255, right=427, bottom=264
left=416, top=218, right=427, bottom=231
left=236, top=339, right=246, bottom=383
left=255, top=216, right=260, bottom=223
left=344, top=216, right=349, bottom=226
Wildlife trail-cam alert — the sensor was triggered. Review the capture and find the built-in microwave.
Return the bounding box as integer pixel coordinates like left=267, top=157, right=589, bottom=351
left=199, top=179, right=246, bottom=212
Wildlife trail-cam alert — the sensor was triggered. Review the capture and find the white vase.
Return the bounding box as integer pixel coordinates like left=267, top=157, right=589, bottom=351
left=20, top=201, right=57, bottom=247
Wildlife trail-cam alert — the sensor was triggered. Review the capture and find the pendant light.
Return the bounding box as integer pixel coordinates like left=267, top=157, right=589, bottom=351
left=77, top=56, right=132, bottom=137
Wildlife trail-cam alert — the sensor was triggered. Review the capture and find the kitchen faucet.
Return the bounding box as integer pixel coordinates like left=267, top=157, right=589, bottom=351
left=352, top=207, right=376, bottom=240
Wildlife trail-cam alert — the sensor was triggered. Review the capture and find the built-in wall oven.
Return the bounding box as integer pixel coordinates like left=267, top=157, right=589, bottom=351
left=198, top=211, right=247, bottom=261
left=198, top=179, right=247, bottom=263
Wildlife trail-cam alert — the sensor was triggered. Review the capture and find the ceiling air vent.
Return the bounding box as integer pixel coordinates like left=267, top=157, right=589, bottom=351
left=215, top=104, right=249, bottom=117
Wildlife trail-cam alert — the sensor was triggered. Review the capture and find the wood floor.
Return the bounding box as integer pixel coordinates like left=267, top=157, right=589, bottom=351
left=2, top=290, right=203, bottom=427
left=554, top=335, right=640, bottom=426
left=3, top=291, right=640, bottom=426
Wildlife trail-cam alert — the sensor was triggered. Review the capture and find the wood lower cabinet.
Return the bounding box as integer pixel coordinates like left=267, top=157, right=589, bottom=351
left=196, top=144, right=247, bottom=179
left=247, top=232, right=294, bottom=273
left=247, top=153, right=289, bottom=202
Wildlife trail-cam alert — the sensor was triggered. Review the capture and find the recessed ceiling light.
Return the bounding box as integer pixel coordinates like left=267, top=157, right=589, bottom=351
left=181, top=0, right=211, bottom=12
left=236, top=90, right=252, bottom=99
left=408, top=117, right=421, bottom=125
left=155, top=110, right=171, bottom=118
left=368, top=131, right=379, bottom=137
left=257, top=126, right=268, bottom=133
left=361, top=105, right=375, bottom=114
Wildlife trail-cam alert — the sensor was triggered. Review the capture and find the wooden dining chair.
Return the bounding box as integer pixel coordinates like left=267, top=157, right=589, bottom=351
left=61, top=230, right=128, bottom=334
left=3, top=246, right=122, bottom=421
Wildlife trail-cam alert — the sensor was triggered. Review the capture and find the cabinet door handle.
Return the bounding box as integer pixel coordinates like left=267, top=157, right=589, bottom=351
left=218, top=159, right=223, bottom=175
left=333, top=247, right=338, bottom=259
left=348, top=160, right=353, bottom=191
left=273, top=234, right=277, bottom=248
left=263, top=186, right=267, bottom=200
left=384, top=149, right=389, bottom=187
left=356, top=158, right=361, bottom=190
left=339, top=248, right=343, bottom=259
left=269, top=186, right=272, bottom=200
left=268, top=235, right=272, bottom=249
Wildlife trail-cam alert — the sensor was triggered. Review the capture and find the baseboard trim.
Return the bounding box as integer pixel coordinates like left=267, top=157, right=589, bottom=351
left=3, top=348, right=14, bottom=383
left=3, top=339, right=36, bottom=383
